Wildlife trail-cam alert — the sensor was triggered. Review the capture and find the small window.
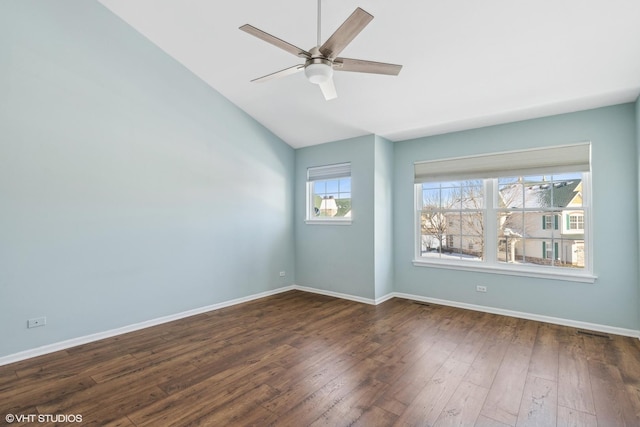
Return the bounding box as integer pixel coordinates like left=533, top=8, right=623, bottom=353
left=543, top=214, right=559, bottom=230
left=306, top=163, right=352, bottom=224
left=542, top=241, right=559, bottom=260
left=568, top=213, right=584, bottom=231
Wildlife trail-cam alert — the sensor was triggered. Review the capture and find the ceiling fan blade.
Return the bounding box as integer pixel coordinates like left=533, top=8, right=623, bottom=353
left=333, top=57, right=402, bottom=75
left=251, top=64, right=305, bottom=83
left=319, top=8, right=373, bottom=59
left=240, top=24, right=311, bottom=58
left=319, top=78, right=337, bottom=100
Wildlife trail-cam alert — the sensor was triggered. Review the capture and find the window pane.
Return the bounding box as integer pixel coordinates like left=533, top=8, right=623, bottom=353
left=460, top=180, right=484, bottom=209
left=326, top=180, right=339, bottom=193
left=459, top=233, right=483, bottom=260
left=549, top=175, right=582, bottom=208
left=497, top=211, right=584, bottom=269
left=441, top=186, right=460, bottom=209
left=312, top=177, right=352, bottom=218
left=420, top=180, right=484, bottom=262
left=523, top=177, right=547, bottom=209
left=422, top=188, right=441, bottom=208
left=420, top=232, right=444, bottom=256
left=498, top=178, right=523, bottom=209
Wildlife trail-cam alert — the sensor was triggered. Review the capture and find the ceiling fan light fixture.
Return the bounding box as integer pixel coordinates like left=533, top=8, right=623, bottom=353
left=305, top=60, right=333, bottom=84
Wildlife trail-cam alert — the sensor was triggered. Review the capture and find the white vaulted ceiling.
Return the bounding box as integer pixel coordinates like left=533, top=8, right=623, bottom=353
left=99, top=0, right=640, bottom=148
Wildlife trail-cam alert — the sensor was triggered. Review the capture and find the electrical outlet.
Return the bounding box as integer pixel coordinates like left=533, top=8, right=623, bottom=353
left=279, top=271, right=286, bottom=277
left=476, top=285, right=487, bottom=293
left=28, top=317, right=47, bottom=328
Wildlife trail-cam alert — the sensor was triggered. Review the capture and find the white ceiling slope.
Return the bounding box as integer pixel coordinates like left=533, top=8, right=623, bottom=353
left=99, top=0, right=640, bottom=148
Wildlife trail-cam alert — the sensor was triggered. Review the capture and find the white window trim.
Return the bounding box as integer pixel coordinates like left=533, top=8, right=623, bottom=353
left=305, top=218, right=352, bottom=225
left=411, top=257, right=597, bottom=283
left=412, top=161, right=596, bottom=283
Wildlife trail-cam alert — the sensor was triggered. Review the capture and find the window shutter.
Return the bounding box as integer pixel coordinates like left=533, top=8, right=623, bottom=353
left=414, top=142, right=591, bottom=183
left=542, top=216, right=546, bottom=230
left=554, top=242, right=559, bottom=260
left=542, top=242, right=547, bottom=258
left=554, top=215, right=559, bottom=230
left=566, top=214, right=570, bottom=230
left=307, top=163, right=351, bottom=181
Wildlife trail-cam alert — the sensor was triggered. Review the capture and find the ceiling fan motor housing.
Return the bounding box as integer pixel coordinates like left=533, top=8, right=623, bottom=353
left=305, top=57, right=333, bottom=84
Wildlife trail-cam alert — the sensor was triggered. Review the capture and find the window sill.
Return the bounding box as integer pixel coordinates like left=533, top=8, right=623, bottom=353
left=412, top=258, right=597, bottom=283
left=305, top=219, right=352, bottom=226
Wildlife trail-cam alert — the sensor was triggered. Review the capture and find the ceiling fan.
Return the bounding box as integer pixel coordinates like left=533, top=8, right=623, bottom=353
left=239, top=0, right=402, bottom=100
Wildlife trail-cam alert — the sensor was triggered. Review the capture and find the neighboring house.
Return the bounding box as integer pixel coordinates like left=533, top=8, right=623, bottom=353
left=313, top=195, right=352, bottom=218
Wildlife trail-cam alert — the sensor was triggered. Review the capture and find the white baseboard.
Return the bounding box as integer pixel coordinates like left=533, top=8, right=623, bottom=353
left=292, top=285, right=377, bottom=305
left=2, top=285, right=638, bottom=367
left=375, top=292, right=396, bottom=305
left=290, top=286, right=394, bottom=306
left=0, top=286, right=295, bottom=367
left=291, top=288, right=639, bottom=338
left=392, top=292, right=640, bottom=339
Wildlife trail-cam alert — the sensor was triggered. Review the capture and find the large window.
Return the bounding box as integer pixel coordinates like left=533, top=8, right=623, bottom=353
left=306, top=163, right=352, bottom=224
left=414, top=143, right=594, bottom=282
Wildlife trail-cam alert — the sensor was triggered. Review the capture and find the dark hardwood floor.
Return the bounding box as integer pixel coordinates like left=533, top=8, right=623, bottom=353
left=2, top=290, right=640, bottom=426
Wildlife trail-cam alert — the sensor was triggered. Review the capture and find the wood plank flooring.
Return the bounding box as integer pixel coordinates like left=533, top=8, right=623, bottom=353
left=2, top=290, right=640, bottom=426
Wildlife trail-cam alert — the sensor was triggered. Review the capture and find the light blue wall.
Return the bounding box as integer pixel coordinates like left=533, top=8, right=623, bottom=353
left=295, top=136, right=376, bottom=299
left=0, top=1, right=295, bottom=357
left=374, top=136, right=395, bottom=299
left=394, top=104, right=639, bottom=330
